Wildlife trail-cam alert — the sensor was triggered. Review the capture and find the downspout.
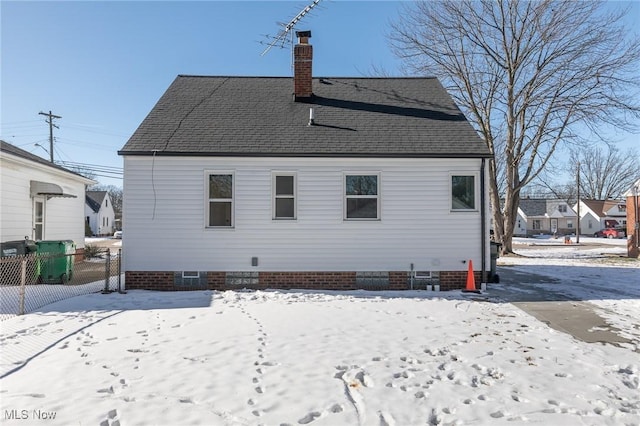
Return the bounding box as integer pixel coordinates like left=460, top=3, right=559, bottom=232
left=480, top=158, right=487, bottom=284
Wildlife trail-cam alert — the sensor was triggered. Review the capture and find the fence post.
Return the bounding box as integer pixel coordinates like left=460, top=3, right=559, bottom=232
left=19, top=258, right=26, bottom=315
left=117, top=248, right=125, bottom=294
left=102, top=248, right=111, bottom=294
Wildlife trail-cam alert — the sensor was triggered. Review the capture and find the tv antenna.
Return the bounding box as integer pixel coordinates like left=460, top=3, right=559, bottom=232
left=260, top=0, right=323, bottom=57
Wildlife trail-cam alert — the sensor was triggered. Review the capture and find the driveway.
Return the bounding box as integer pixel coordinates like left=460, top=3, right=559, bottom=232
left=487, top=266, right=635, bottom=349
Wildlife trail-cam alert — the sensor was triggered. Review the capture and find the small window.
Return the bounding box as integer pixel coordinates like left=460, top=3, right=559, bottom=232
left=345, top=174, right=379, bottom=220
left=273, top=174, right=296, bottom=219
left=567, top=219, right=573, bottom=228
left=558, top=205, right=567, bottom=213
left=182, top=271, right=199, bottom=279
left=207, top=173, right=233, bottom=227
left=588, top=220, right=593, bottom=229
left=105, top=199, right=108, bottom=208
left=533, top=219, right=542, bottom=230
left=451, top=175, right=476, bottom=210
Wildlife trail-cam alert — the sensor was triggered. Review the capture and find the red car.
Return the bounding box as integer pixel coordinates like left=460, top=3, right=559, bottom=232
left=594, top=228, right=624, bottom=238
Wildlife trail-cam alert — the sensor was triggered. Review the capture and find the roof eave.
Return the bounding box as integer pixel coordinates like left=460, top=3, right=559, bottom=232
left=118, top=150, right=494, bottom=159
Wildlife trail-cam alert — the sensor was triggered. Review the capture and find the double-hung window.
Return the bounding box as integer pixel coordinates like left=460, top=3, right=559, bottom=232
left=207, top=173, right=233, bottom=227
left=344, top=174, right=380, bottom=220
left=273, top=173, right=296, bottom=220
left=451, top=174, right=477, bottom=211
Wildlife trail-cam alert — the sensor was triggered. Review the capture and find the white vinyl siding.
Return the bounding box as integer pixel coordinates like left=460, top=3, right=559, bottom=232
left=0, top=152, right=92, bottom=247
left=122, top=157, right=489, bottom=273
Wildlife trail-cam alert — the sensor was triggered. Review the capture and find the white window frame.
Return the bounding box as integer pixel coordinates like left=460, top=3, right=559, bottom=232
left=558, top=205, right=567, bottom=213
left=343, top=172, right=381, bottom=221
left=272, top=172, right=297, bottom=220
left=33, top=196, right=45, bottom=240
left=450, top=172, right=478, bottom=212
left=205, top=171, right=234, bottom=228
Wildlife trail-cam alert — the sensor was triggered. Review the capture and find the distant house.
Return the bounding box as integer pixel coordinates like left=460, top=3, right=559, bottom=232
left=624, top=179, right=640, bottom=258
left=118, top=31, right=493, bottom=291
left=0, top=140, right=95, bottom=254
left=517, top=198, right=577, bottom=236
left=85, top=191, right=116, bottom=236
left=574, top=199, right=627, bottom=236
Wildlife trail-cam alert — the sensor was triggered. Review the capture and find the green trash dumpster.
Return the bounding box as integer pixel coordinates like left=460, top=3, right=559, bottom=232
left=36, top=240, right=76, bottom=284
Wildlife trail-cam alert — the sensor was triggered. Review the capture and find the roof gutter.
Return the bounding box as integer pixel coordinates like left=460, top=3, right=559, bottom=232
left=117, top=150, right=494, bottom=159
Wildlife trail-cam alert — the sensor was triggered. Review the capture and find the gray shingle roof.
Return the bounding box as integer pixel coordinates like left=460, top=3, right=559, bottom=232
left=86, top=191, right=107, bottom=213
left=1, top=140, right=91, bottom=180
left=518, top=199, right=548, bottom=217
left=119, top=76, right=491, bottom=158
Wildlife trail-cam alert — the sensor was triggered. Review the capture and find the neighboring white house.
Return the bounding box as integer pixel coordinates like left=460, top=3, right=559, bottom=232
left=85, top=191, right=116, bottom=236
left=574, top=199, right=627, bottom=235
left=118, top=31, right=493, bottom=291
left=0, top=140, right=95, bottom=252
left=517, top=198, right=578, bottom=236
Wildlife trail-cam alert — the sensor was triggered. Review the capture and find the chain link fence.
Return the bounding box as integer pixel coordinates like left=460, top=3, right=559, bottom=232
left=0, top=248, right=122, bottom=321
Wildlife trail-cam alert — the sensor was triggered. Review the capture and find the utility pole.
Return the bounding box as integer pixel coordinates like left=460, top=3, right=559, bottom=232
left=39, top=110, right=61, bottom=163
left=576, top=161, right=581, bottom=244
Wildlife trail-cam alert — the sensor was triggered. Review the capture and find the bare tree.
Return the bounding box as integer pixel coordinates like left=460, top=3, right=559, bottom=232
left=389, top=0, right=640, bottom=253
left=571, top=146, right=640, bottom=200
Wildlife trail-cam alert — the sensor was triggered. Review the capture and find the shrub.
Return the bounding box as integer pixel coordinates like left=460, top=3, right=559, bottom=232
left=84, top=244, right=102, bottom=259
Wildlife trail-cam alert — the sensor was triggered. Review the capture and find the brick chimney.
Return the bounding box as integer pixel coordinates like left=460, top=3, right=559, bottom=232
left=294, top=30, right=313, bottom=101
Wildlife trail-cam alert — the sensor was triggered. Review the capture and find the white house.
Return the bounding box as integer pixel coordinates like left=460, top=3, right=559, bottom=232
left=0, top=140, right=95, bottom=253
left=517, top=198, right=578, bottom=236
left=118, top=31, right=493, bottom=291
left=85, top=191, right=116, bottom=236
left=574, top=199, right=627, bottom=235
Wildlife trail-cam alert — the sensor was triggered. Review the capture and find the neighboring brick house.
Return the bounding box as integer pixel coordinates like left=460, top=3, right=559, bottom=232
left=517, top=198, right=577, bottom=236
left=574, top=199, right=627, bottom=236
left=118, top=31, right=493, bottom=291
left=85, top=191, right=116, bottom=236
left=625, top=179, right=640, bottom=258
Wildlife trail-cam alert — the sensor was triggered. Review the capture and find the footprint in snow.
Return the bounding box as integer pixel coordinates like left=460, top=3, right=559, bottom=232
left=99, top=408, right=120, bottom=426
left=298, top=411, right=322, bottom=424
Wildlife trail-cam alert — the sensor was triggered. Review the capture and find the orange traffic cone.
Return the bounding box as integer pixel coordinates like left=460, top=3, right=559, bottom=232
left=462, top=260, right=480, bottom=293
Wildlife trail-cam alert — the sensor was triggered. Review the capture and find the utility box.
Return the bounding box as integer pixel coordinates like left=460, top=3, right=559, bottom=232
left=37, top=240, right=76, bottom=284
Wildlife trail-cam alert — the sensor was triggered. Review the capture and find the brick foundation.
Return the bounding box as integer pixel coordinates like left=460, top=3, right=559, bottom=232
left=125, top=270, right=479, bottom=291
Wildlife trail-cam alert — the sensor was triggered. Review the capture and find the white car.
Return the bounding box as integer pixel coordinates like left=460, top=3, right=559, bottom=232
left=113, top=230, right=122, bottom=239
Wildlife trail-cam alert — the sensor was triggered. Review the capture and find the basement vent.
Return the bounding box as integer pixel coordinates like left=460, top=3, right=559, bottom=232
left=356, top=272, right=389, bottom=289
left=174, top=271, right=207, bottom=287
left=226, top=271, right=259, bottom=287
left=411, top=271, right=440, bottom=289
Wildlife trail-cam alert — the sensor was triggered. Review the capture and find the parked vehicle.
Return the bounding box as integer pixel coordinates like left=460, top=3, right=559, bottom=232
left=113, top=230, right=122, bottom=239
left=593, top=228, right=623, bottom=239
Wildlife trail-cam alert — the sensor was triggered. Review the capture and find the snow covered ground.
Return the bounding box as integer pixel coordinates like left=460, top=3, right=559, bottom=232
left=0, top=237, right=638, bottom=425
